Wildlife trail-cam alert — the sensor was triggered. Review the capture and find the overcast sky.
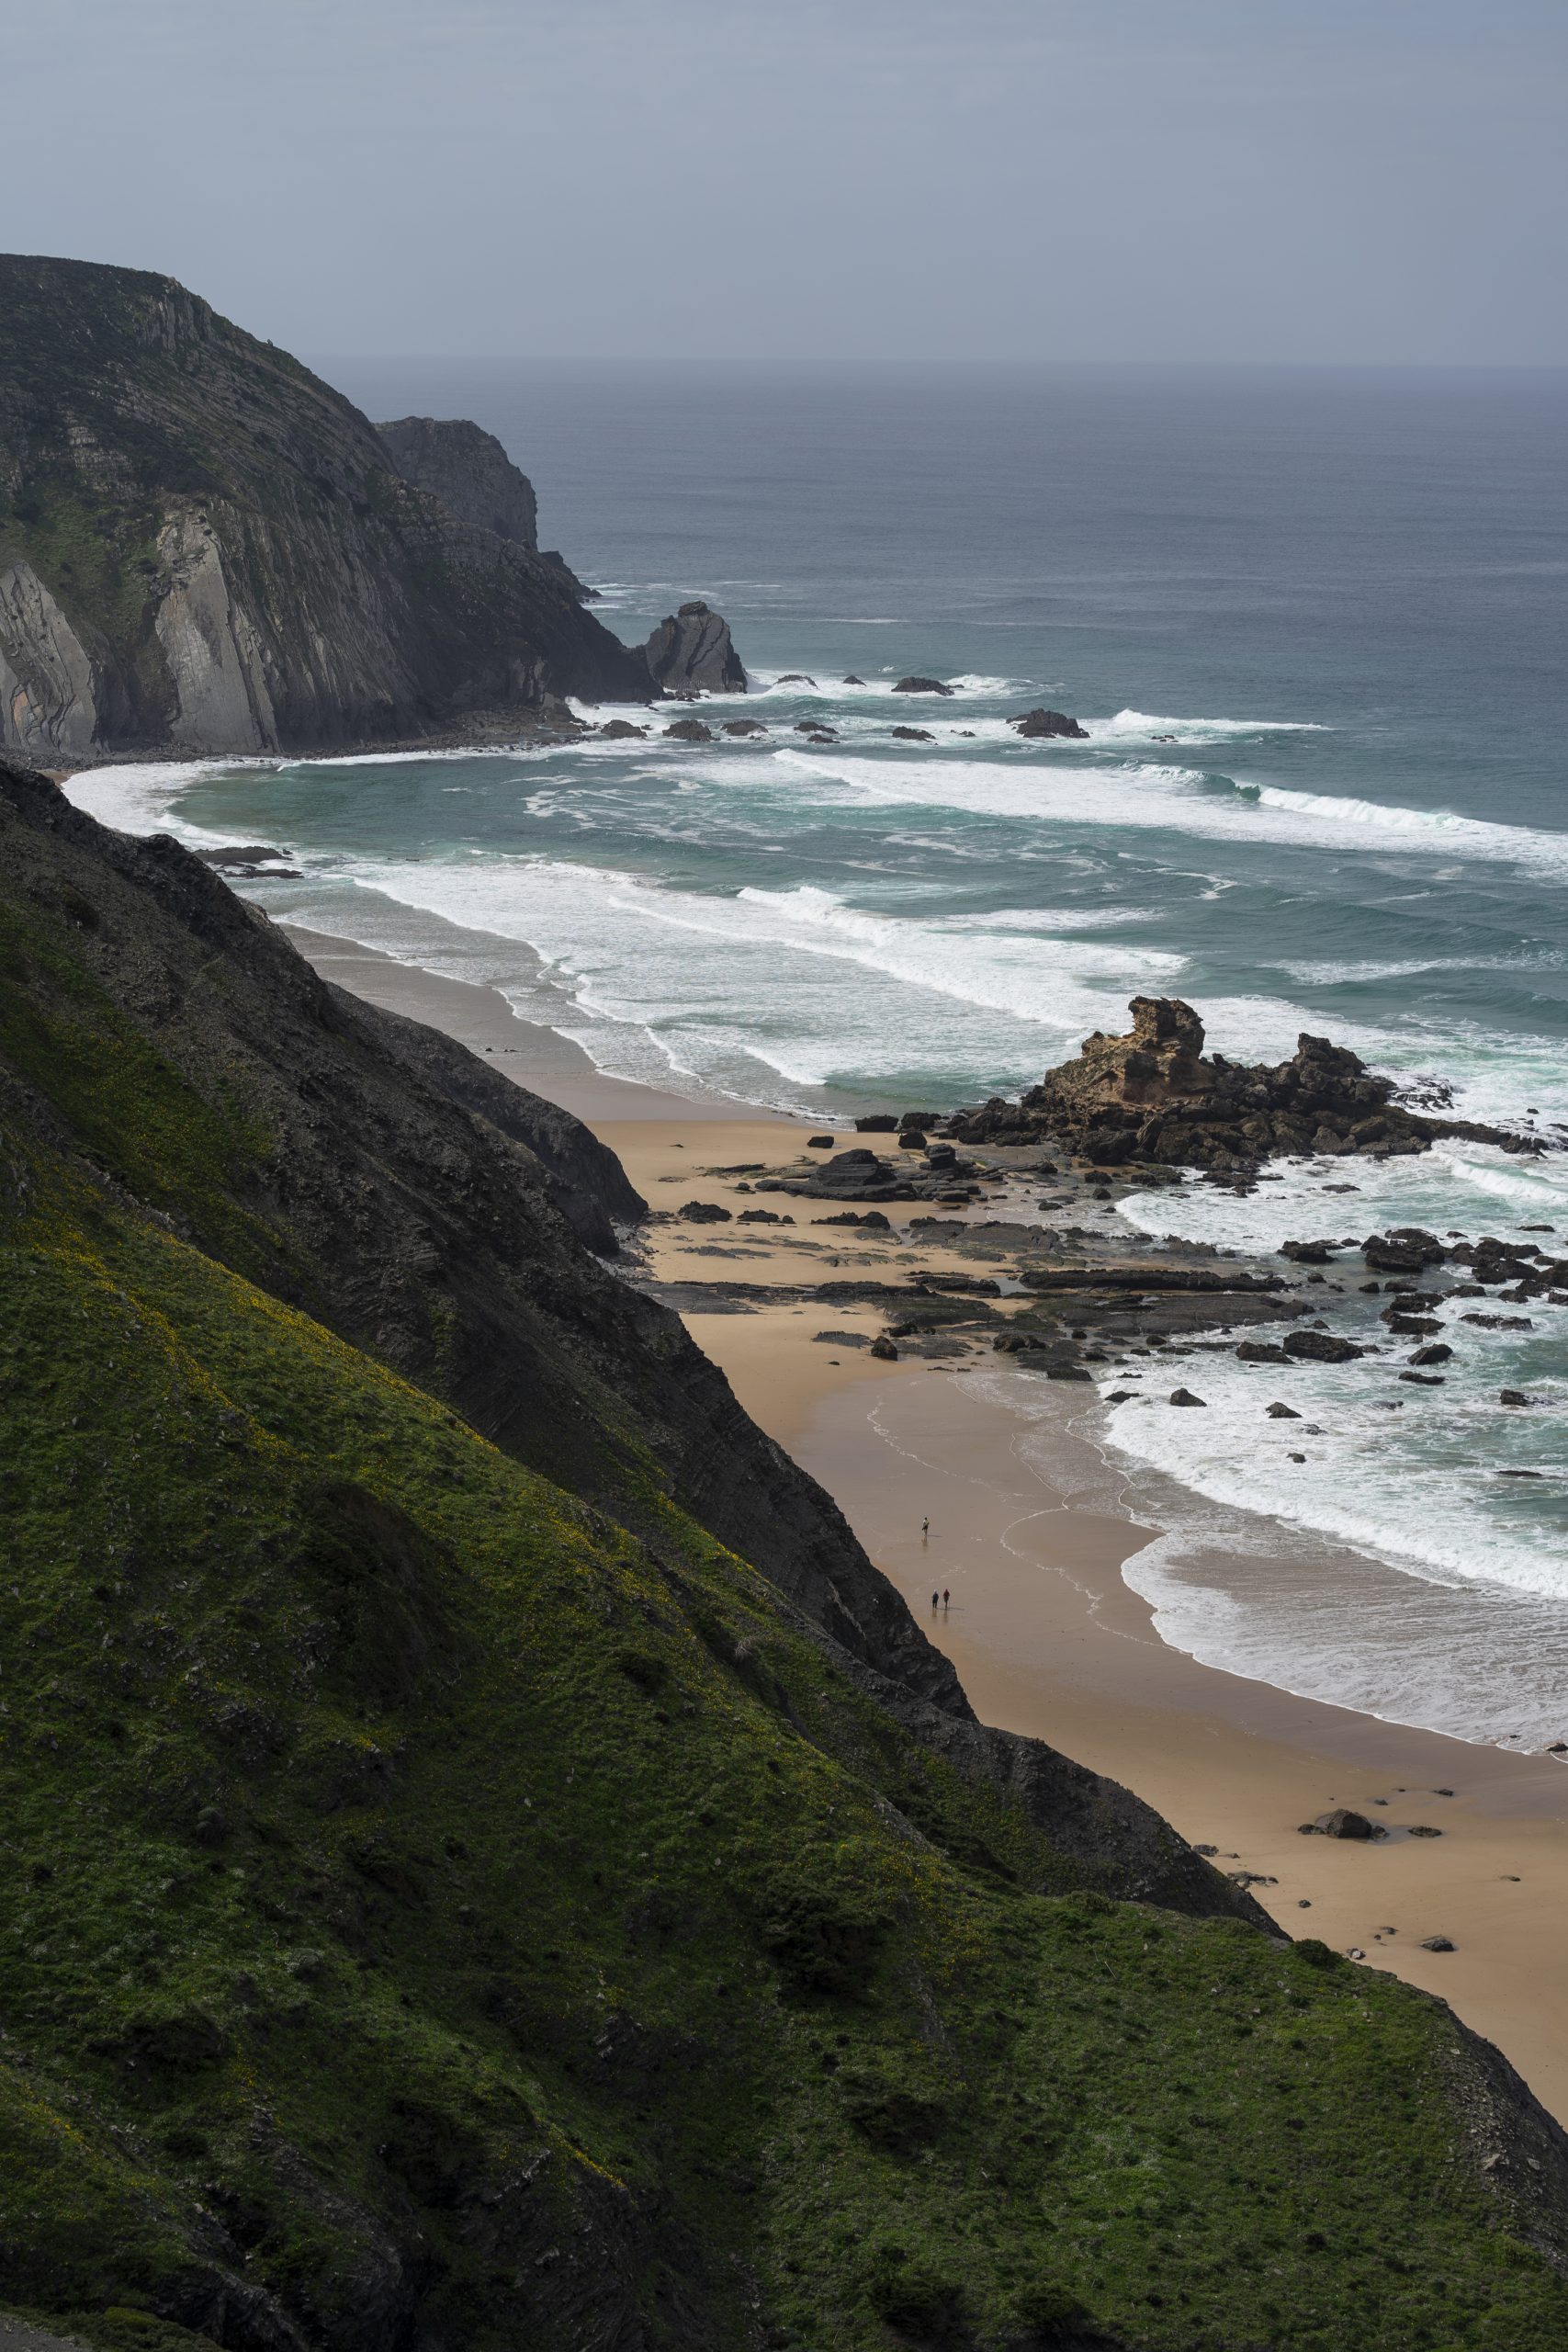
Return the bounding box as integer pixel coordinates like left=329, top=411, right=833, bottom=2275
left=13, top=0, right=1567, bottom=365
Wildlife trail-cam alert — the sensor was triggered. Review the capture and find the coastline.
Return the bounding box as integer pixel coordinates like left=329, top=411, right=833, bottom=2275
left=285, top=915, right=1568, bottom=2125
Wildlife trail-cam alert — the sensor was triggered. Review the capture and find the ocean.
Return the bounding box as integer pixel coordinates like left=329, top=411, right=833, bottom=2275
left=67, top=360, right=1568, bottom=1749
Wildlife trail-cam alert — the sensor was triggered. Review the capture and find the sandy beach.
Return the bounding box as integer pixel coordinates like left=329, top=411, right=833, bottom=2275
left=287, top=920, right=1568, bottom=2125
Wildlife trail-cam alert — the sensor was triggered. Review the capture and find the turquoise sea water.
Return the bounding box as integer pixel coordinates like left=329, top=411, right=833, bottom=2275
left=71, top=363, right=1568, bottom=1746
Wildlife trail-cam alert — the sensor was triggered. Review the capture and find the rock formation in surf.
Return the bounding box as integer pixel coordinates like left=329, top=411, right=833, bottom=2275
left=641, top=597, right=747, bottom=695
left=0, top=254, right=649, bottom=761
left=1010, top=705, right=1089, bottom=739
left=949, top=994, right=1532, bottom=1170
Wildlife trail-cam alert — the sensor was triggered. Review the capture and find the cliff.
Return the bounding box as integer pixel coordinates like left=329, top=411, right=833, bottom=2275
left=6, top=764, right=1568, bottom=2351
left=0, top=256, right=649, bottom=760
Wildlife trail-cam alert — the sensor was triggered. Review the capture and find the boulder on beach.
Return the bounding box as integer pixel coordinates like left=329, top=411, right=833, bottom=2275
left=1301, top=1808, right=1385, bottom=1840
left=893, top=675, right=955, bottom=696
left=677, top=1200, right=732, bottom=1224
left=1010, top=707, right=1089, bottom=740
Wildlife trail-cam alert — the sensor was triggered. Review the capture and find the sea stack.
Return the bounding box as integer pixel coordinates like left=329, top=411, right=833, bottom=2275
left=641, top=599, right=748, bottom=695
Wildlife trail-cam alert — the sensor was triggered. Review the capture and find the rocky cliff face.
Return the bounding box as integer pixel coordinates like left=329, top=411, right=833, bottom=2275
left=642, top=598, right=748, bottom=694
left=377, top=413, right=539, bottom=548
left=952, top=994, right=1531, bottom=1171
left=0, top=255, right=650, bottom=759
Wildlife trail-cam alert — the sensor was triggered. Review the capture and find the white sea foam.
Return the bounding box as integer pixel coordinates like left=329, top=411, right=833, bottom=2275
left=768, top=748, right=1568, bottom=883
left=1082, top=707, right=1327, bottom=745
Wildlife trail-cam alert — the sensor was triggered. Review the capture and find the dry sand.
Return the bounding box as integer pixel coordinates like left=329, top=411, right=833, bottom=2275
left=285, top=920, right=1568, bottom=2124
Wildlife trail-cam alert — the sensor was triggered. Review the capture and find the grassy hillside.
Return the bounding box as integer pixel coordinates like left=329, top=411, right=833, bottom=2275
left=4, top=772, right=1568, bottom=2346
left=5, top=1162, right=1568, bottom=2352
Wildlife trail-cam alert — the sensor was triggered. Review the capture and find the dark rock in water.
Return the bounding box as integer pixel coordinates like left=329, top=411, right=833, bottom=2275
left=1399, top=1371, right=1446, bottom=1385
left=1266, top=1401, right=1302, bottom=1418
left=869, top=1336, right=899, bottom=1361
left=643, top=601, right=748, bottom=695
left=1364, top=1228, right=1448, bottom=1273
left=1284, top=1330, right=1364, bottom=1363
left=795, top=719, right=838, bottom=738
left=806, top=1134, right=834, bottom=1148
left=1421, top=1936, right=1456, bottom=1952
left=842, top=673, right=866, bottom=684
left=1304, top=1809, right=1385, bottom=1840
left=664, top=718, right=714, bottom=742
left=855, top=1115, right=899, bottom=1132
left=1010, top=707, right=1089, bottom=740
left=197, top=843, right=289, bottom=866
left=890, top=725, right=935, bottom=741
left=1236, top=1340, right=1292, bottom=1363
left=723, top=718, right=767, bottom=736
left=599, top=718, right=648, bottom=739
left=677, top=1200, right=731, bottom=1223
left=893, top=675, right=955, bottom=696
left=378, top=413, right=539, bottom=547
left=1168, top=1387, right=1207, bottom=1407
left=949, top=997, right=1529, bottom=1170
left=1410, top=1342, right=1454, bottom=1365
left=778, top=673, right=818, bottom=685
left=1280, top=1239, right=1335, bottom=1263
left=1500, top=1388, right=1533, bottom=1406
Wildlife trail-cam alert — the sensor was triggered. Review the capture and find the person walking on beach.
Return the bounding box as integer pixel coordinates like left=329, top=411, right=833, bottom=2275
left=921, top=1516, right=930, bottom=1542
left=931, top=1589, right=939, bottom=1611
left=942, top=1588, right=950, bottom=1610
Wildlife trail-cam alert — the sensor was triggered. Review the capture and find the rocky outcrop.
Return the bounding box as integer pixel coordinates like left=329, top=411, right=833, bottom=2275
left=893, top=674, right=953, bottom=695
left=1010, top=706, right=1089, bottom=739
left=949, top=995, right=1532, bottom=1171
left=0, top=255, right=649, bottom=758
left=377, top=414, right=539, bottom=548
left=641, top=600, right=746, bottom=695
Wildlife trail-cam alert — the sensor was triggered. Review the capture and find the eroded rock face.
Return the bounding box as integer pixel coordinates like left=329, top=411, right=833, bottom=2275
left=0, top=560, right=98, bottom=757
left=641, top=601, right=747, bottom=695
left=378, top=415, right=539, bottom=548
left=948, top=996, right=1529, bottom=1171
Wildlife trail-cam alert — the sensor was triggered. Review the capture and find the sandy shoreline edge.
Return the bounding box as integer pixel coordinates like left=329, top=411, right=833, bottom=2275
left=286, top=918, right=1568, bottom=2124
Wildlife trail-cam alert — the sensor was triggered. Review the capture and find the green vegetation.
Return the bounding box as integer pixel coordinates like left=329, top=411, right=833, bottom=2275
left=2, top=815, right=1567, bottom=2346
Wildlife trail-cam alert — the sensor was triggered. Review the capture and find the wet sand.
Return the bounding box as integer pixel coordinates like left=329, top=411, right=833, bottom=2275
left=283, top=917, right=1568, bottom=2124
